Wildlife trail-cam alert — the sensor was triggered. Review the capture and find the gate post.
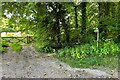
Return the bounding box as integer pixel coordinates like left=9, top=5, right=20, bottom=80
left=27, top=36, right=29, bottom=44
left=26, top=35, right=32, bottom=44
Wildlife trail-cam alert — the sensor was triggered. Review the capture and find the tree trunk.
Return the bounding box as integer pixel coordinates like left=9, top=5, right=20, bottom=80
left=56, top=18, right=61, bottom=48
left=118, top=2, right=120, bottom=26
left=117, top=2, right=120, bottom=42
left=81, top=2, right=87, bottom=43
left=98, top=2, right=110, bottom=40
left=74, top=5, right=78, bottom=28
left=62, top=18, right=70, bottom=46
left=105, top=2, right=110, bottom=16
left=98, top=2, right=103, bottom=27
left=110, top=2, right=116, bottom=18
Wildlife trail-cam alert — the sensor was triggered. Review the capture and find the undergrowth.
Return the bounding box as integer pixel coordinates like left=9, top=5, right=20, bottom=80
left=11, top=42, right=23, bottom=52
left=55, top=41, right=119, bottom=69
left=33, top=40, right=119, bottom=70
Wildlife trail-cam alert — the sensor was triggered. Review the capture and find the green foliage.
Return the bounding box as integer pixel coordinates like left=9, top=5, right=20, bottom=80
left=57, top=55, right=118, bottom=69
left=40, top=46, right=54, bottom=53
left=2, top=2, right=120, bottom=51
left=56, top=41, right=119, bottom=59
left=11, top=42, right=22, bottom=52
left=99, top=41, right=119, bottom=56
left=0, top=47, right=7, bottom=53
left=0, top=40, right=9, bottom=53
left=2, top=27, right=15, bottom=32
left=33, top=42, right=54, bottom=53
left=2, top=40, right=9, bottom=47
left=56, top=41, right=119, bottom=69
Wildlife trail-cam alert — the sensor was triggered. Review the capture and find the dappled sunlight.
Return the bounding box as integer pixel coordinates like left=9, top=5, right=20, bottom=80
left=1, top=1, right=119, bottom=79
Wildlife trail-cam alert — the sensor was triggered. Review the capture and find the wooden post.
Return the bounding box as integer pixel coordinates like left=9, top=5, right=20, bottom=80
left=27, top=36, right=31, bottom=44
left=27, top=36, right=28, bottom=44
left=26, top=35, right=33, bottom=44
left=96, top=28, right=99, bottom=54
left=97, top=31, right=99, bottom=49
left=28, top=36, right=30, bottom=44
left=94, top=28, right=99, bottom=54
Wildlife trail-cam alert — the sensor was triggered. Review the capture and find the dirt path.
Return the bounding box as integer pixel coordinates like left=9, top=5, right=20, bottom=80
left=0, top=45, right=118, bottom=78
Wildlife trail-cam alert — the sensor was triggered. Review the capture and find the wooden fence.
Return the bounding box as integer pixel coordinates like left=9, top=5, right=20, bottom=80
left=1, top=35, right=34, bottom=44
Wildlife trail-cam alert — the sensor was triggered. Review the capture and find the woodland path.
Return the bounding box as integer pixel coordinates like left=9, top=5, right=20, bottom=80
left=0, top=45, right=118, bottom=78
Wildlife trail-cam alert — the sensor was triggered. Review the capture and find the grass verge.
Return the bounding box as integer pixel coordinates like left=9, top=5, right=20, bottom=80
left=55, top=55, right=118, bottom=70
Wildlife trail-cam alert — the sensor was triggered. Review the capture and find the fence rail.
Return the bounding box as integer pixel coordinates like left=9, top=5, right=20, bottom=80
left=1, top=36, right=34, bottom=44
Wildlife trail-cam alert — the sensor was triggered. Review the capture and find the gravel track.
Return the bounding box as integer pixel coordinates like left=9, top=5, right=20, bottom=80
left=0, top=45, right=118, bottom=78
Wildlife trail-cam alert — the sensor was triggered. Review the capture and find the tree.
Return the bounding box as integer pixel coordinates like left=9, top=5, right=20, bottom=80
left=81, top=2, right=87, bottom=43
left=2, top=2, right=119, bottom=51
left=74, top=5, right=78, bottom=28
left=98, top=2, right=109, bottom=40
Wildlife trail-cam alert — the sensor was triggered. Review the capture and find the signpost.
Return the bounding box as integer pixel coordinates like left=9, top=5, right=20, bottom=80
left=94, top=28, right=99, bottom=54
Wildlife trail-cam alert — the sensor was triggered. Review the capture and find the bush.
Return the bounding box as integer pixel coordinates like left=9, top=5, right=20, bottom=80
left=0, top=47, right=7, bottom=53
left=39, top=46, right=54, bottom=53
left=33, top=42, right=55, bottom=53
left=11, top=42, right=22, bottom=52
left=99, top=41, right=119, bottom=56
left=0, top=40, right=9, bottom=53
left=56, top=41, right=119, bottom=59
left=56, top=41, right=119, bottom=69
left=2, top=40, right=9, bottom=47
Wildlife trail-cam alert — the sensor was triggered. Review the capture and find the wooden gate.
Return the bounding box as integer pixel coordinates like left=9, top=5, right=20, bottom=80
left=1, top=35, right=34, bottom=44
